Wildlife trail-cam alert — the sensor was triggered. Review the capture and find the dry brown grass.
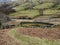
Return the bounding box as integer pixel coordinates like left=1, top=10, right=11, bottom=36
left=17, top=28, right=60, bottom=39
left=0, top=29, right=20, bottom=45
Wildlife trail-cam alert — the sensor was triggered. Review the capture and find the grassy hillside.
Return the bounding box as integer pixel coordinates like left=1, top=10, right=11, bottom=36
left=10, top=10, right=39, bottom=18
left=13, top=2, right=32, bottom=11
left=44, top=9, right=60, bottom=14
left=9, top=29, right=60, bottom=45
left=9, top=0, right=60, bottom=18
left=34, top=2, right=53, bottom=9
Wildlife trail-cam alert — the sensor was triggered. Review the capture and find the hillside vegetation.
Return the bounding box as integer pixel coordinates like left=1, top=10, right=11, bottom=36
left=9, top=0, right=60, bottom=18
left=9, top=29, right=60, bottom=45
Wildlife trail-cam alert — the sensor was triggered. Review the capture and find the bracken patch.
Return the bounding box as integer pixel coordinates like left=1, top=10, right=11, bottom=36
left=0, top=29, right=20, bottom=45
left=17, top=28, right=60, bottom=39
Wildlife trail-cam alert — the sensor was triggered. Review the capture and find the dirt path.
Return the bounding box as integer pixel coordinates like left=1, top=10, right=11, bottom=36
left=0, top=29, right=20, bottom=45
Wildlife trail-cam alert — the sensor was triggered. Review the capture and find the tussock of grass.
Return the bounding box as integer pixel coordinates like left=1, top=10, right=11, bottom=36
left=9, top=29, right=60, bottom=45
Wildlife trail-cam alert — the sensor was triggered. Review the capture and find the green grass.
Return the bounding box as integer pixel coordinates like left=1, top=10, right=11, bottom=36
left=9, top=29, right=60, bottom=45
left=10, top=2, right=60, bottom=18
left=13, top=2, right=32, bottom=11
left=44, top=9, right=60, bottom=14
left=10, top=9, right=60, bottom=18
left=10, top=10, right=39, bottom=18
left=53, top=4, right=60, bottom=9
left=21, top=22, right=51, bottom=27
left=34, top=3, right=53, bottom=9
